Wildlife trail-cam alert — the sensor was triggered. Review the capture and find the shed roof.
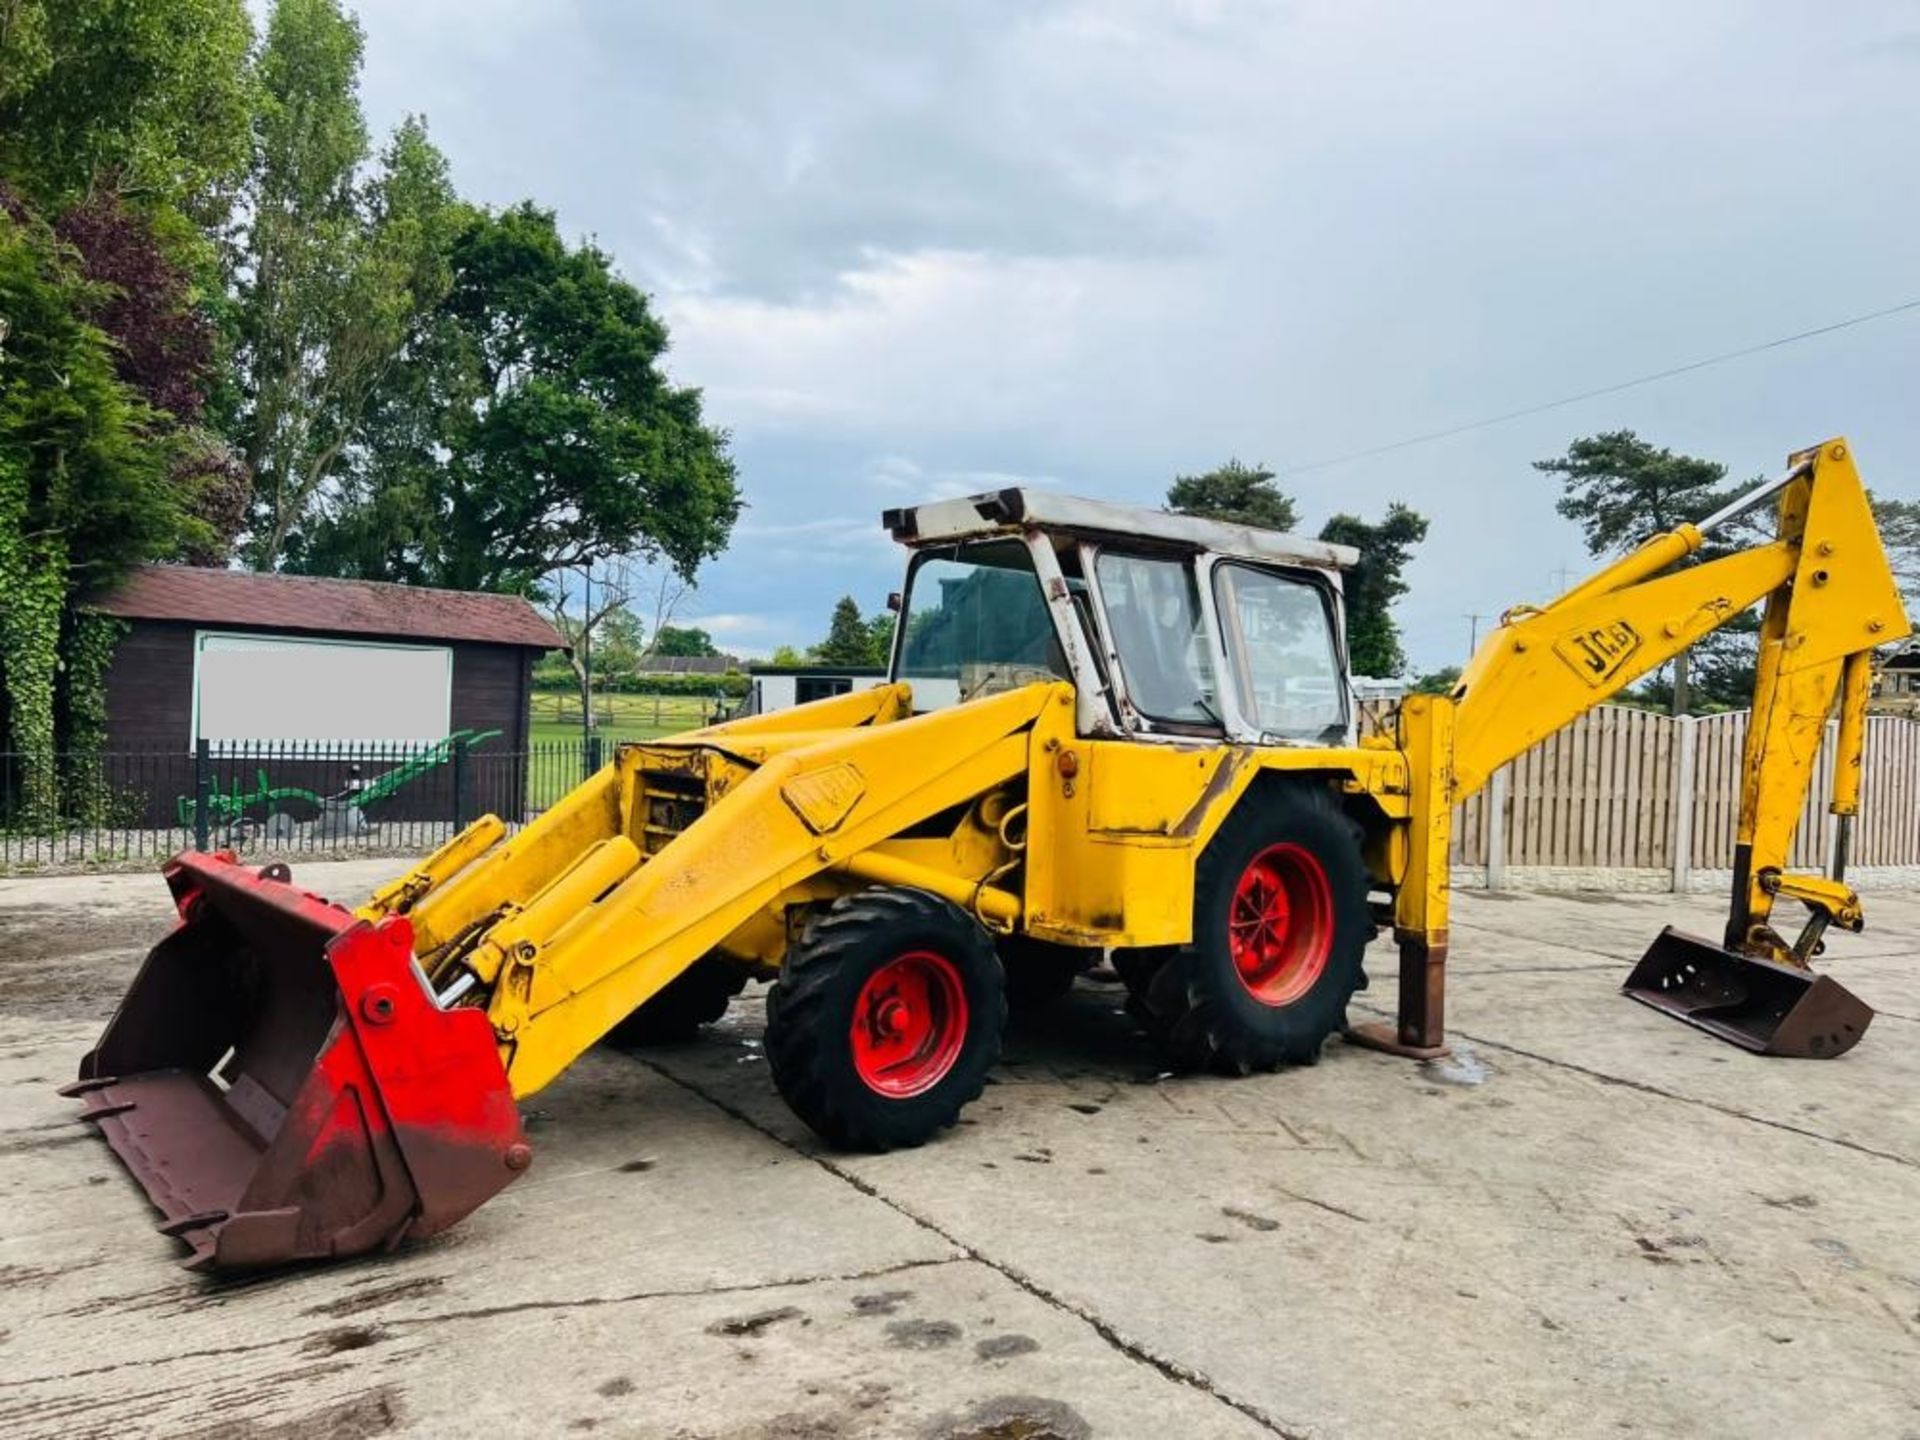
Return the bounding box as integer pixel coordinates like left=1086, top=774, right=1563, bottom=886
left=90, top=566, right=566, bottom=650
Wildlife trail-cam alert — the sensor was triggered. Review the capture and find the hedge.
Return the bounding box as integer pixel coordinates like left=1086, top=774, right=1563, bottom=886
left=532, top=672, right=750, bottom=699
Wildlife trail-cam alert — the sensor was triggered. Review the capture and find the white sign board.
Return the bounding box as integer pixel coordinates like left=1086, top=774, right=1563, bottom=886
left=192, top=632, right=452, bottom=751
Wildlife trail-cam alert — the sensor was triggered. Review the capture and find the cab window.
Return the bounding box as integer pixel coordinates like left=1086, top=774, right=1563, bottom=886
left=1213, top=564, right=1345, bottom=741
left=1093, top=551, right=1220, bottom=728
left=896, top=540, right=1067, bottom=709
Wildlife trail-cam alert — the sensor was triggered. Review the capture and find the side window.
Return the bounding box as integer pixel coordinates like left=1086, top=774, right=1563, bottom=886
left=1213, top=564, right=1346, bottom=741
left=1093, top=551, right=1220, bottom=727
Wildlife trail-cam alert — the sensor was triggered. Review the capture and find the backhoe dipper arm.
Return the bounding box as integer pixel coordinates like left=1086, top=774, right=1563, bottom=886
left=1358, top=439, right=1909, bottom=1057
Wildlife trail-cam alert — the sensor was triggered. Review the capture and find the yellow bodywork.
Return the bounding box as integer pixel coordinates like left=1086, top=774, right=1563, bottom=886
left=359, top=437, right=1907, bottom=1093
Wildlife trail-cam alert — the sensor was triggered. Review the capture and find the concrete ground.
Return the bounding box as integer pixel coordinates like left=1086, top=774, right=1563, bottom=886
left=0, top=862, right=1915, bottom=1440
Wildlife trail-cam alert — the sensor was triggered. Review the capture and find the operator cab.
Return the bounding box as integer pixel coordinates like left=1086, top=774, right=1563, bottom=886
left=882, top=488, right=1358, bottom=746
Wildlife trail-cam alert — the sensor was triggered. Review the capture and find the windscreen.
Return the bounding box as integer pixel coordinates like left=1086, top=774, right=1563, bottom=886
left=896, top=540, right=1067, bottom=709
left=1214, top=564, right=1345, bottom=741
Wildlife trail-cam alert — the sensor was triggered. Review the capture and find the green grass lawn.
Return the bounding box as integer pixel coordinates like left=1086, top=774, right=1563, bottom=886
left=526, top=690, right=718, bottom=747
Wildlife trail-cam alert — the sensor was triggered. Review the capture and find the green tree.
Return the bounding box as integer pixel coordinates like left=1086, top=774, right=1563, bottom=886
left=294, top=203, right=740, bottom=594
left=767, top=644, right=805, bottom=667
left=1871, top=494, right=1919, bottom=614
left=0, top=0, right=254, bottom=220
left=1534, top=431, right=1753, bottom=712
left=815, top=596, right=875, bottom=665
left=866, top=611, right=896, bottom=667
left=1318, top=503, right=1428, bottom=677
left=652, top=625, right=718, bottom=658
left=1411, top=666, right=1462, bottom=695
left=1166, top=459, right=1298, bottom=531
left=0, top=208, right=197, bottom=808
left=231, top=0, right=461, bottom=568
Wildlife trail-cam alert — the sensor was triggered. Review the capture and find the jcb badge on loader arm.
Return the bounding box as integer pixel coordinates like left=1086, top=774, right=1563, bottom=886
left=70, top=437, right=1908, bottom=1272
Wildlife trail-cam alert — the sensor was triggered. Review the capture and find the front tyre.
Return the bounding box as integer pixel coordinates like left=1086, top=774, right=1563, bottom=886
left=1133, top=784, right=1372, bottom=1074
left=767, top=887, right=1006, bottom=1150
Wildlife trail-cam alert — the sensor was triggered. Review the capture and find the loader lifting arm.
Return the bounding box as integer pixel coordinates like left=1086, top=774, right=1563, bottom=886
left=1354, top=438, right=1910, bottom=1061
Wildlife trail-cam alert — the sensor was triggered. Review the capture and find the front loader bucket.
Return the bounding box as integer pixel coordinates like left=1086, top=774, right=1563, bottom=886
left=64, top=852, right=528, bottom=1272
left=1623, top=926, right=1873, bottom=1058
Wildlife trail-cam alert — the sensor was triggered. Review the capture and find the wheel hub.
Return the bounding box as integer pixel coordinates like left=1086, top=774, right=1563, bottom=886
left=850, top=950, right=968, bottom=1098
left=1228, top=842, right=1334, bottom=1006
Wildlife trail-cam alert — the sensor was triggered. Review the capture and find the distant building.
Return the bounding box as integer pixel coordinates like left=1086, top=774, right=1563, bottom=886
left=638, top=654, right=741, bottom=676
left=90, top=566, right=564, bottom=754
left=1350, top=675, right=1409, bottom=703
left=87, top=566, right=564, bottom=825
left=741, top=663, right=888, bottom=715
left=1876, top=643, right=1920, bottom=701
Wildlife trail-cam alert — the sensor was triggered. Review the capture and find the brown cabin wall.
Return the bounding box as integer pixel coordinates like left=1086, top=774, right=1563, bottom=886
left=96, top=619, right=544, bottom=827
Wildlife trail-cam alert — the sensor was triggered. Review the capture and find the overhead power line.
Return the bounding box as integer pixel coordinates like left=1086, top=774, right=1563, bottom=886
left=1280, top=295, right=1920, bottom=479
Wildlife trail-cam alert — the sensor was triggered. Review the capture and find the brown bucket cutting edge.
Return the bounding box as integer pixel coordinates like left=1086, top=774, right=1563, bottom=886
left=1622, top=925, right=1873, bottom=1058
left=63, top=851, right=529, bottom=1272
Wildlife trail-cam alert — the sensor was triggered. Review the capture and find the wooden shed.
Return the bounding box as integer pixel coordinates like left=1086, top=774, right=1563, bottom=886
left=86, top=567, right=564, bottom=829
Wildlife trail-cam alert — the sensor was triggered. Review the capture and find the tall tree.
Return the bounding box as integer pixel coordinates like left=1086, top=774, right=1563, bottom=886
left=816, top=596, right=875, bottom=665
left=1534, top=430, right=1752, bottom=713
left=231, top=0, right=459, bottom=568
left=1319, top=504, right=1428, bottom=677
left=294, top=203, right=740, bottom=595
left=1166, top=459, right=1298, bottom=531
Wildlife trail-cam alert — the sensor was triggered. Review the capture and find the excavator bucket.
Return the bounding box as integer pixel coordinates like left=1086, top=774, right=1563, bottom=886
left=63, top=851, right=528, bottom=1272
left=1622, top=926, right=1873, bottom=1058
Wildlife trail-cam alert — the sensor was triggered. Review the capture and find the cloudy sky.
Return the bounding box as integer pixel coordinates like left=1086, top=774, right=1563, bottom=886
left=350, top=0, right=1919, bottom=669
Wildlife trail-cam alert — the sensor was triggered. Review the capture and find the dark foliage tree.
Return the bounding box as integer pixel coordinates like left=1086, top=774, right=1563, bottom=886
left=1166, top=459, right=1298, bottom=532
left=653, top=625, right=719, bottom=658
left=816, top=596, right=875, bottom=665
left=55, top=194, right=213, bottom=422
left=1318, top=504, right=1428, bottom=678
left=1535, top=430, right=1757, bottom=712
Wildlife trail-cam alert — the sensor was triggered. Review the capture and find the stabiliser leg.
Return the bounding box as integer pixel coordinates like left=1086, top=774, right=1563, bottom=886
left=1346, top=929, right=1451, bottom=1060
left=1347, top=693, right=1453, bottom=1061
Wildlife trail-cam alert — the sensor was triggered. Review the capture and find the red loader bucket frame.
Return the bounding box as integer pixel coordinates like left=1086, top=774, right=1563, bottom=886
left=65, top=852, right=528, bottom=1272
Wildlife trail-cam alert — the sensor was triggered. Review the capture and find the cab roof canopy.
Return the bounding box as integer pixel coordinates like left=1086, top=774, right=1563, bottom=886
left=883, top=488, right=1358, bottom=572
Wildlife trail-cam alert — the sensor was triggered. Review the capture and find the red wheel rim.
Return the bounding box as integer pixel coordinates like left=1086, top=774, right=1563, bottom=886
left=1228, top=843, right=1334, bottom=1006
left=850, top=950, right=969, bottom=1097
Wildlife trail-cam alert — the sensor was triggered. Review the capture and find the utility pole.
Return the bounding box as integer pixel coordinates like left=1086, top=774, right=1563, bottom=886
left=581, top=565, right=594, bottom=742
left=1464, top=612, right=1486, bottom=655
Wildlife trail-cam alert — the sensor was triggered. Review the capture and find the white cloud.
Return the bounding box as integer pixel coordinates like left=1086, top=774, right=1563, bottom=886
left=349, top=0, right=1920, bottom=671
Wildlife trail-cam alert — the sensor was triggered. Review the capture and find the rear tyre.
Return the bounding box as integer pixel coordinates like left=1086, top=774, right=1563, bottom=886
left=997, top=935, right=1093, bottom=1010
left=767, top=887, right=1005, bottom=1150
left=1130, top=784, right=1372, bottom=1074
left=604, top=957, right=748, bottom=1047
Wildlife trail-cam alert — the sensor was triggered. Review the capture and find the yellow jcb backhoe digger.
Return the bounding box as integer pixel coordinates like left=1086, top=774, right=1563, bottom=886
left=67, top=437, right=1909, bottom=1272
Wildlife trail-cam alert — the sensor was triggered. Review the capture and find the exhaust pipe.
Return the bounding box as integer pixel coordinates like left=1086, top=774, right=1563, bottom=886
left=64, top=852, right=528, bottom=1272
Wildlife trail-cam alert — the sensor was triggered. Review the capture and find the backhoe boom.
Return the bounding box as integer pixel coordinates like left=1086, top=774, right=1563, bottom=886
left=1360, top=438, right=1909, bottom=1059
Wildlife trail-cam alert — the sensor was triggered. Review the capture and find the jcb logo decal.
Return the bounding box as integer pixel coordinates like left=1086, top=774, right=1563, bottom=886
left=1554, top=620, right=1642, bottom=686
